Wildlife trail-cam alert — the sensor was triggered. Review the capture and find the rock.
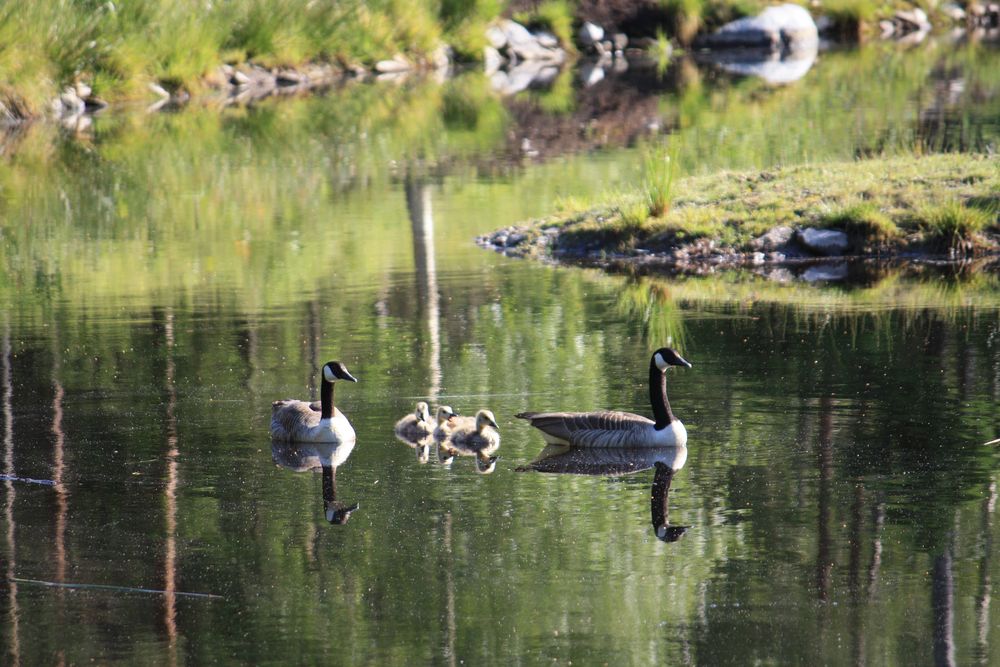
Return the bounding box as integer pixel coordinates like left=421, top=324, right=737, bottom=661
left=74, top=81, right=92, bottom=99
left=59, top=88, right=86, bottom=114
left=710, top=45, right=817, bottom=84
left=501, top=20, right=564, bottom=62
left=149, top=82, right=172, bottom=101
left=579, top=21, right=605, bottom=46
left=612, top=33, right=629, bottom=51
left=894, top=7, right=931, bottom=31
left=231, top=70, right=251, bottom=85
left=801, top=263, right=849, bottom=282
left=751, top=225, right=796, bottom=250
left=751, top=252, right=767, bottom=265
left=580, top=62, right=605, bottom=87
left=941, top=2, right=966, bottom=21
left=484, top=46, right=504, bottom=75
left=536, top=31, right=560, bottom=49
left=485, top=24, right=508, bottom=50
left=276, top=69, right=305, bottom=85
left=797, top=228, right=849, bottom=255
left=699, top=4, right=818, bottom=51
left=431, top=44, right=452, bottom=70
left=375, top=55, right=410, bottom=73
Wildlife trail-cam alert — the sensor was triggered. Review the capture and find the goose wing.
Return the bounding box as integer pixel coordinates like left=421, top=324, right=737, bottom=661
left=516, top=410, right=653, bottom=447
left=271, top=400, right=321, bottom=440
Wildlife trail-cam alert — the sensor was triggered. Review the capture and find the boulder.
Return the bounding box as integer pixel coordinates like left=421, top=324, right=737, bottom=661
left=699, top=4, right=818, bottom=51
left=797, top=228, right=849, bottom=255
left=501, top=20, right=564, bottom=62
left=375, top=55, right=410, bottom=73
left=579, top=22, right=605, bottom=46
left=751, top=225, right=795, bottom=251
left=894, top=7, right=931, bottom=32
left=485, top=24, right=508, bottom=50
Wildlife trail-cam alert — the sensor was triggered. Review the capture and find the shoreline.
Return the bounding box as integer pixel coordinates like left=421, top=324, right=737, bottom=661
left=477, top=153, right=1000, bottom=282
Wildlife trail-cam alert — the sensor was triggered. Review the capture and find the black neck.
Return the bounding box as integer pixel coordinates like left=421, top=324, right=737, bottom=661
left=649, top=358, right=674, bottom=429
left=650, top=462, right=674, bottom=530
left=321, top=378, right=334, bottom=420
left=322, top=465, right=336, bottom=503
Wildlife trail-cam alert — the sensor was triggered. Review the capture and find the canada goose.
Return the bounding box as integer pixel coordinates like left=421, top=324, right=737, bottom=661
left=270, top=360, right=358, bottom=443
left=432, top=405, right=473, bottom=442
left=448, top=409, right=501, bottom=472
left=518, top=445, right=688, bottom=541
left=395, top=401, right=434, bottom=441
left=517, top=347, right=691, bottom=448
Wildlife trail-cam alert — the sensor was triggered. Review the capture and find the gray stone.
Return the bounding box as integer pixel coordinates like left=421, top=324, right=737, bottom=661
left=483, top=46, right=504, bottom=75
left=701, top=4, right=818, bottom=51
left=895, top=7, right=931, bottom=31
left=375, top=55, right=410, bottom=73
left=59, top=88, right=85, bottom=114
left=536, top=31, right=559, bottom=48
left=232, top=70, right=252, bottom=85
left=579, top=21, right=604, bottom=46
left=612, top=33, right=629, bottom=51
left=751, top=225, right=795, bottom=250
left=941, top=3, right=966, bottom=21
left=485, top=24, right=508, bottom=49
left=797, top=227, right=849, bottom=255
left=74, top=81, right=92, bottom=99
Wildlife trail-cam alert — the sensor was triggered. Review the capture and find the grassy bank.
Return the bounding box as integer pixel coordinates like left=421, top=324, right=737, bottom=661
left=484, top=153, right=1000, bottom=261
left=0, top=0, right=501, bottom=116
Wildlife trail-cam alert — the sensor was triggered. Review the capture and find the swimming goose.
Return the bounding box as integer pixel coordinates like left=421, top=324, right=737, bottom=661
left=271, top=439, right=359, bottom=524
left=395, top=401, right=434, bottom=441
left=270, top=360, right=358, bottom=443
left=432, top=405, right=474, bottom=442
left=516, top=347, right=691, bottom=448
left=448, top=409, right=501, bottom=471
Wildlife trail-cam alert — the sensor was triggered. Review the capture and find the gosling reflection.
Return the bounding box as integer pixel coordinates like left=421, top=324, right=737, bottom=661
left=271, top=439, right=359, bottom=525
left=521, top=445, right=689, bottom=541
left=434, top=409, right=501, bottom=474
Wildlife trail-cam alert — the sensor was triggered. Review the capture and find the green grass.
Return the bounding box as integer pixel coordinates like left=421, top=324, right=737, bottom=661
left=527, top=154, right=1000, bottom=258
left=820, top=202, right=899, bottom=248
left=642, top=145, right=679, bottom=218
left=917, top=200, right=995, bottom=253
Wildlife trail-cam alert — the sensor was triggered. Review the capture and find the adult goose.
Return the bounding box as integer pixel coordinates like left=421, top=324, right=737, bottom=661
left=270, top=360, right=358, bottom=443
left=395, top=401, right=434, bottom=441
left=516, top=347, right=691, bottom=448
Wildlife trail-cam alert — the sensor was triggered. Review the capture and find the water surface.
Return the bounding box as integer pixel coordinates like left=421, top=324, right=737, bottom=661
left=2, top=41, right=999, bottom=665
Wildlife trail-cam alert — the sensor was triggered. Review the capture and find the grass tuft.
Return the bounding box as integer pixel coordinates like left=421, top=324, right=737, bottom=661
left=821, top=202, right=899, bottom=248
left=642, top=145, right=679, bottom=218
left=917, top=200, right=992, bottom=254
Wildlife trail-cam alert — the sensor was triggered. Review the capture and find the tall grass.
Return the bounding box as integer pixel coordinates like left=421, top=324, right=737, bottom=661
left=642, top=145, right=679, bottom=218
left=0, top=0, right=466, bottom=113
left=918, top=200, right=993, bottom=253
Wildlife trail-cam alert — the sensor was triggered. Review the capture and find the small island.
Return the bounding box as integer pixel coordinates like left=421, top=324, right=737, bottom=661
left=478, top=153, right=1000, bottom=277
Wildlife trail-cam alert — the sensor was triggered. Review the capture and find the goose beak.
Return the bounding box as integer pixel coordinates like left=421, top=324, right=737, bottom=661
left=343, top=371, right=359, bottom=383
left=488, top=417, right=500, bottom=430
left=675, top=355, right=692, bottom=368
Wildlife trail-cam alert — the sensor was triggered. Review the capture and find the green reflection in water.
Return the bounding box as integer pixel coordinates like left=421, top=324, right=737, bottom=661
left=0, top=43, right=999, bottom=665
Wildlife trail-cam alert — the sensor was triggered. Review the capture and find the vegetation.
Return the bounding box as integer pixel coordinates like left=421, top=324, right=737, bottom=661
left=518, top=154, right=1000, bottom=258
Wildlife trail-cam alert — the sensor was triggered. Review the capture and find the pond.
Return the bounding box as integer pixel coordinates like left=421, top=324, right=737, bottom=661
left=1, top=40, right=999, bottom=665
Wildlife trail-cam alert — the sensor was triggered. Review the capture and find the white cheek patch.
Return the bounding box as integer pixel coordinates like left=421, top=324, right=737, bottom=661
left=323, top=366, right=336, bottom=382
left=654, top=352, right=668, bottom=371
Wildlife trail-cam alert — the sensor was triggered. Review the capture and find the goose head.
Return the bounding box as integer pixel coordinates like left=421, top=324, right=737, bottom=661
left=415, top=401, right=431, bottom=423
left=652, top=348, right=692, bottom=371
left=436, top=405, right=456, bottom=426
left=322, top=360, right=358, bottom=384
left=325, top=501, right=360, bottom=525
left=476, top=409, right=500, bottom=433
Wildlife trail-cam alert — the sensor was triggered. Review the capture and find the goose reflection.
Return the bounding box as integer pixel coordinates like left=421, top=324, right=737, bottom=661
left=521, top=445, right=689, bottom=541
left=395, top=433, right=433, bottom=464
left=271, top=439, right=359, bottom=524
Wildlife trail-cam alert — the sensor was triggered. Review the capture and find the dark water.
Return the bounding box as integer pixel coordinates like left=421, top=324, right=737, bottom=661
left=2, top=41, right=1000, bottom=665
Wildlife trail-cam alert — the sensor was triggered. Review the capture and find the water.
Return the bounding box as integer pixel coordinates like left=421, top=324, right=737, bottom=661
left=2, top=43, right=1000, bottom=665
